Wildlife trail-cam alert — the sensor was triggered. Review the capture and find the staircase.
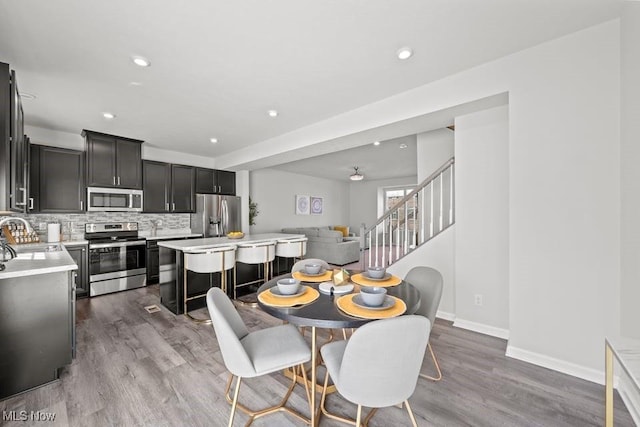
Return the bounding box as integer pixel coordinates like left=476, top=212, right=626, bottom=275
left=359, top=158, right=455, bottom=269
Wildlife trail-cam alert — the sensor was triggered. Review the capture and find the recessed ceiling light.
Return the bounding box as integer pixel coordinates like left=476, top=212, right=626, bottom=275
left=373, top=141, right=381, bottom=146
left=129, top=81, right=142, bottom=86
left=103, top=112, right=116, bottom=119
left=399, top=143, right=408, bottom=149
left=132, top=56, right=151, bottom=67
left=396, top=47, right=413, bottom=60
left=21, top=92, right=36, bottom=100
left=210, top=138, right=218, bottom=144
left=268, top=110, right=279, bottom=117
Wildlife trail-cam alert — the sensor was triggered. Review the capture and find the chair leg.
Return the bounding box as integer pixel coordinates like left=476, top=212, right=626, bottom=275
left=419, top=342, right=442, bottom=381
left=356, top=405, right=362, bottom=427
left=404, top=400, right=418, bottom=427
left=224, top=369, right=309, bottom=426
left=228, top=376, right=241, bottom=427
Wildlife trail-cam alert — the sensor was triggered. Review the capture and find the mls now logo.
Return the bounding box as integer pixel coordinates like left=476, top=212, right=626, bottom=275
left=3, top=410, right=56, bottom=421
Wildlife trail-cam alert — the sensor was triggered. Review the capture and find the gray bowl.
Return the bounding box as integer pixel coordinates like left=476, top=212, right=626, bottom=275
left=277, top=278, right=301, bottom=295
left=367, top=266, right=386, bottom=279
left=359, top=286, right=387, bottom=307
left=304, top=263, right=322, bottom=275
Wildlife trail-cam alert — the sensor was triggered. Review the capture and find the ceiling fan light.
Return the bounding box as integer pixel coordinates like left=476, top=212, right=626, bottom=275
left=349, top=166, right=364, bottom=181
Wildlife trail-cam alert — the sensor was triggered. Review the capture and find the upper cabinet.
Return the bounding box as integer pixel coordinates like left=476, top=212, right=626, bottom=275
left=0, top=62, right=29, bottom=213
left=30, top=145, right=85, bottom=213
left=83, top=130, right=143, bottom=189
left=195, top=167, right=236, bottom=195
left=143, top=160, right=195, bottom=213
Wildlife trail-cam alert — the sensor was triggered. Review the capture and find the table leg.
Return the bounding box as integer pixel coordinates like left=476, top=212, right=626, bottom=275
left=605, top=343, right=613, bottom=427
left=311, top=326, right=318, bottom=426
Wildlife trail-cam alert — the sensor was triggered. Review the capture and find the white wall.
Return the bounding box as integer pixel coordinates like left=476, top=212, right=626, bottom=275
left=416, top=128, right=454, bottom=183
left=249, top=168, right=349, bottom=233
left=620, top=1, right=640, bottom=340
left=619, top=2, right=640, bottom=424
left=454, top=105, right=509, bottom=335
left=348, top=176, right=416, bottom=235
left=221, top=20, right=622, bottom=379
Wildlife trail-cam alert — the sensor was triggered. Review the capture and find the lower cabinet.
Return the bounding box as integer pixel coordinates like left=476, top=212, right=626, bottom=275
left=64, top=244, right=89, bottom=299
left=146, top=240, right=160, bottom=284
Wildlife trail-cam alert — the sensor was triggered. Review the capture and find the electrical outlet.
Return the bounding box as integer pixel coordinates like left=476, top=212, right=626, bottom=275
left=39, top=222, right=46, bottom=231
left=156, top=219, right=162, bottom=227
left=474, top=294, right=483, bottom=306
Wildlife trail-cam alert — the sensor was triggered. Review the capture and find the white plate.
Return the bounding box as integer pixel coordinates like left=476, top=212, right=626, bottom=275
left=361, top=272, right=392, bottom=281
left=319, top=282, right=354, bottom=296
left=352, top=294, right=395, bottom=310
left=269, top=286, right=306, bottom=298
left=299, top=269, right=327, bottom=277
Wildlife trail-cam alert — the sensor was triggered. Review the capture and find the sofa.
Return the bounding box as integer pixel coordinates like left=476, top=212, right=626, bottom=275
left=281, top=226, right=360, bottom=266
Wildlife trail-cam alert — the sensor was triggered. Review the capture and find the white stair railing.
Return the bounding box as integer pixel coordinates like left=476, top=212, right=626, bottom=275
left=359, top=158, right=455, bottom=269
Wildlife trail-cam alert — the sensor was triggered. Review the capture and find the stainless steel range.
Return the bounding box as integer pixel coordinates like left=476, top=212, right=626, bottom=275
left=85, top=222, right=146, bottom=297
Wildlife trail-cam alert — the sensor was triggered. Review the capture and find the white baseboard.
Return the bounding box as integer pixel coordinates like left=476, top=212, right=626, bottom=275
left=453, top=318, right=510, bottom=339
left=505, top=345, right=604, bottom=385
left=619, top=375, right=640, bottom=426
left=436, top=310, right=456, bottom=322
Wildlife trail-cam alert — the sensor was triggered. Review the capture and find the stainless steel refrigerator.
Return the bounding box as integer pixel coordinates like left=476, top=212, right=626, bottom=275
left=191, top=194, right=242, bottom=237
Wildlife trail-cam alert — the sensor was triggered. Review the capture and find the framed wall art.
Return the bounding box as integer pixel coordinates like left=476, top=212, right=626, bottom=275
left=310, top=197, right=323, bottom=215
left=295, top=195, right=310, bottom=215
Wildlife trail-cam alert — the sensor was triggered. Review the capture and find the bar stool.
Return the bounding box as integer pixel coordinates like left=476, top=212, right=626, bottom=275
left=275, top=237, right=308, bottom=274
left=235, top=241, right=276, bottom=305
left=183, top=246, right=236, bottom=324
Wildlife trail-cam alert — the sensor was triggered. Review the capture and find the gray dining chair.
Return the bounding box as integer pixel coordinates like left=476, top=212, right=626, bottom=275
left=291, top=258, right=330, bottom=273
left=319, top=315, right=430, bottom=427
left=206, top=287, right=312, bottom=426
left=405, top=266, right=444, bottom=381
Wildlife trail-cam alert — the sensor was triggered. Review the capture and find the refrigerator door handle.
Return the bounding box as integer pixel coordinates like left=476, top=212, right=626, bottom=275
left=221, top=199, right=228, bottom=235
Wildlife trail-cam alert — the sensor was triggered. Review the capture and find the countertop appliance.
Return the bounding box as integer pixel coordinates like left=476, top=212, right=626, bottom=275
left=85, top=222, right=146, bottom=296
left=87, top=187, right=143, bottom=212
left=191, top=194, right=242, bottom=237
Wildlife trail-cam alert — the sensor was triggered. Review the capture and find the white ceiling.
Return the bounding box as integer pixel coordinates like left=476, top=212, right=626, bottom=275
left=0, top=0, right=621, bottom=176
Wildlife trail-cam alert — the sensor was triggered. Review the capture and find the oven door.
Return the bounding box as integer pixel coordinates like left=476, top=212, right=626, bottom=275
left=89, top=241, right=146, bottom=281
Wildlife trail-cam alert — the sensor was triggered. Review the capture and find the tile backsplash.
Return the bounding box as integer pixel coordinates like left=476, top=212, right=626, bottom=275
left=0, top=213, right=191, bottom=241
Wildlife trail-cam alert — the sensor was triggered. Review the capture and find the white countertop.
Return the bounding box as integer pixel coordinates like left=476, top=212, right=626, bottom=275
left=158, top=233, right=305, bottom=252
left=0, top=243, right=78, bottom=280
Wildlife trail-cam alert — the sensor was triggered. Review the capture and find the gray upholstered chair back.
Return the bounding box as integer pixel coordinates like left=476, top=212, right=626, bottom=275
left=337, top=315, right=430, bottom=408
left=291, top=258, right=330, bottom=272
left=206, top=287, right=255, bottom=377
left=404, top=266, right=443, bottom=326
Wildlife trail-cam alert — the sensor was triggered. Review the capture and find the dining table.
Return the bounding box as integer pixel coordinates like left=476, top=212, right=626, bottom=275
left=256, top=270, right=421, bottom=426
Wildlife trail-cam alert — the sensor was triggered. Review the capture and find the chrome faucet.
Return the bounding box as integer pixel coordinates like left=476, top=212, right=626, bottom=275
left=0, top=217, right=32, bottom=261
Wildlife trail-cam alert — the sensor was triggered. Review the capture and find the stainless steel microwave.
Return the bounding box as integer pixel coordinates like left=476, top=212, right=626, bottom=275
left=87, top=187, right=143, bottom=212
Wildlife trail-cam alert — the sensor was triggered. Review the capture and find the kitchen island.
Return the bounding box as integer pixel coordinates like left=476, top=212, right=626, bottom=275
left=158, top=233, right=304, bottom=314
left=0, top=243, right=78, bottom=400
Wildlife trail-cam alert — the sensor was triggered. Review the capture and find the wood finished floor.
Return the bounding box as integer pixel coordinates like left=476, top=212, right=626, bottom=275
left=0, top=285, right=634, bottom=427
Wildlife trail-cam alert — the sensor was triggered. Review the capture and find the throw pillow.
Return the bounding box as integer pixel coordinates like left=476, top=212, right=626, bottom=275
left=333, top=225, right=349, bottom=237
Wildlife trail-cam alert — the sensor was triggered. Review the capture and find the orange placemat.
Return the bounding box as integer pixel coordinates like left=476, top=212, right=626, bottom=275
left=336, top=294, right=406, bottom=319
left=258, top=286, right=320, bottom=307
left=292, top=270, right=333, bottom=283
left=350, top=273, right=402, bottom=287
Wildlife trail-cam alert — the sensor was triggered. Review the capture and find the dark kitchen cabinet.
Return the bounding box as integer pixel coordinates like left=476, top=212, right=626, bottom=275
left=146, top=240, right=160, bottom=284
left=143, top=160, right=194, bottom=213
left=30, top=145, right=85, bottom=213
left=0, top=63, right=28, bottom=212
left=171, top=164, right=195, bottom=212
left=143, top=160, right=171, bottom=212
left=195, top=167, right=235, bottom=195
left=83, top=130, right=143, bottom=189
left=65, top=244, right=89, bottom=299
